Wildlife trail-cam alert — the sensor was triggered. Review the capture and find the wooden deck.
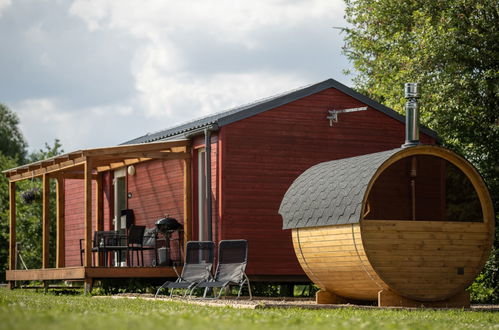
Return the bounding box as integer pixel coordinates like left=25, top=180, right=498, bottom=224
left=6, top=267, right=179, bottom=281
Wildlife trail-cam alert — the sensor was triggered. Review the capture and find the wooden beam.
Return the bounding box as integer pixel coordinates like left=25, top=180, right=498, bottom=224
left=92, top=151, right=191, bottom=161
left=56, top=177, right=65, bottom=268
left=6, top=267, right=86, bottom=281
left=95, top=174, right=103, bottom=231
left=59, top=172, right=98, bottom=180
left=83, top=140, right=191, bottom=157
left=9, top=182, right=16, bottom=271
left=42, top=174, right=50, bottom=269
left=84, top=158, right=93, bottom=267
left=8, top=157, right=86, bottom=182
left=95, top=158, right=151, bottom=173
left=95, top=173, right=103, bottom=267
left=183, top=157, right=192, bottom=247
left=96, top=165, right=111, bottom=172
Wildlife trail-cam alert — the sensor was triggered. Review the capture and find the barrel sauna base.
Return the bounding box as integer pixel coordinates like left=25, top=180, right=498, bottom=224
left=378, top=290, right=470, bottom=308
left=316, top=290, right=348, bottom=304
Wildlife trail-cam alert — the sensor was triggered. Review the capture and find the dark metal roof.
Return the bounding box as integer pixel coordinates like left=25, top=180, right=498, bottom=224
left=279, top=148, right=401, bottom=229
left=122, top=78, right=439, bottom=145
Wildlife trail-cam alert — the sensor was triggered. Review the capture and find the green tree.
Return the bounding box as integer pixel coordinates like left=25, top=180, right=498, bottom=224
left=0, top=103, right=64, bottom=280
left=0, top=104, right=28, bottom=163
left=342, top=0, right=498, bottom=302
left=0, top=154, right=19, bottom=280
left=13, top=140, right=64, bottom=271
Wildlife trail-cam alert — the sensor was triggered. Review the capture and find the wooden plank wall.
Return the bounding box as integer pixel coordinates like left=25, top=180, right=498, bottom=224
left=221, top=88, right=436, bottom=276
left=293, top=225, right=386, bottom=300
left=64, top=179, right=96, bottom=267
left=127, top=159, right=185, bottom=266
left=362, top=219, right=490, bottom=301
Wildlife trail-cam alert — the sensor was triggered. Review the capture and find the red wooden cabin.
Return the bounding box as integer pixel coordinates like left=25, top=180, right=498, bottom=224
left=4, top=78, right=438, bottom=289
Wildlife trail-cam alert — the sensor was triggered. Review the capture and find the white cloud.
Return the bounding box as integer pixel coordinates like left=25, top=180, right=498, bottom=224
left=70, top=0, right=345, bottom=44
left=69, top=0, right=347, bottom=122
left=135, top=71, right=307, bottom=119
left=0, top=0, right=11, bottom=17
left=14, top=98, right=137, bottom=151
left=2, top=0, right=352, bottom=154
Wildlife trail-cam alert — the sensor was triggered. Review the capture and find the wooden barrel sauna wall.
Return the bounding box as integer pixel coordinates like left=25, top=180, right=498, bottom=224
left=279, top=145, right=494, bottom=305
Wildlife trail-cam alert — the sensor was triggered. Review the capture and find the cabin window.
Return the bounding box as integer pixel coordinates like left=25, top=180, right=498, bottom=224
left=364, top=155, right=483, bottom=222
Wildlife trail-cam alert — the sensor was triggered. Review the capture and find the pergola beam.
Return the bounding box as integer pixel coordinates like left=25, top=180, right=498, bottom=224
left=4, top=140, right=191, bottom=181
left=42, top=174, right=50, bottom=269
left=8, top=158, right=86, bottom=182
left=82, top=140, right=190, bottom=157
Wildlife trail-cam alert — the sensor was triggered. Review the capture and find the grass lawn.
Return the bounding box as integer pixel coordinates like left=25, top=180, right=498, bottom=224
left=0, top=288, right=497, bottom=330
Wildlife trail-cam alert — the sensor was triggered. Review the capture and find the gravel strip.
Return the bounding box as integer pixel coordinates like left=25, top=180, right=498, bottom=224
left=93, top=294, right=499, bottom=312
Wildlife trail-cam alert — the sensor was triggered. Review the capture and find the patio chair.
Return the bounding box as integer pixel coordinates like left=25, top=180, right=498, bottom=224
left=142, top=227, right=158, bottom=266
left=80, top=230, right=126, bottom=266
left=127, top=226, right=157, bottom=266
left=154, top=241, right=214, bottom=298
left=80, top=231, right=101, bottom=266
left=126, top=225, right=146, bottom=266
left=197, top=239, right=252, bottom=299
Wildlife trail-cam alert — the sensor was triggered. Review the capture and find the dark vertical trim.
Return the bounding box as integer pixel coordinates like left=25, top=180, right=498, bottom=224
left=205, top=129, right=212, bottom=241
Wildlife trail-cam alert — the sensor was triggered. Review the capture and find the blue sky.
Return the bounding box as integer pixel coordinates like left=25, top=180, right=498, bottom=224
left=0, top=0, right=353, bottom=153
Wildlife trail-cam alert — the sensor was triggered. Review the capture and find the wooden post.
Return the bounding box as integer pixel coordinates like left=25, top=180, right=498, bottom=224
left=183, top=157, right=192, bottom=248
left=84, top=278, right=93, bottom=295
left=9, top=182, right=16, bottom=271
left=84, top=158, right=93, bottom=267
left=56, top=176, right=65, bottom=268
left=95, top=173, right=103, bottom=231
left=95, top=173, right=103, bottom=266
left=42, top=174, right=50, bottom=269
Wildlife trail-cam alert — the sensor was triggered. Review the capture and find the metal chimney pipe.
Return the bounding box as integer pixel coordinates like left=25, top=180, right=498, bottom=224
left=402, top=83, right=420, bottom=148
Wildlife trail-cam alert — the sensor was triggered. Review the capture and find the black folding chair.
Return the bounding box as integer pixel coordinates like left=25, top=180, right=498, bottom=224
left=197, top=239, right=252, bottom=299
left=155, top=241, right=214, bottom=297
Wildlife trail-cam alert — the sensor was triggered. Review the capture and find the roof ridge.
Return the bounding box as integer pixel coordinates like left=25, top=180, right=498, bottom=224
left=122, top=78, right=439, bottom=145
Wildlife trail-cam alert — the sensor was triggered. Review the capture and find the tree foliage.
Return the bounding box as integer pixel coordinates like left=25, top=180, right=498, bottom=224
left=0, top=103, right=64, bottom=280
left=0, top=104, right=28, bottom=163
left=342, top=0, right=498, bottom=302
left=13, top=140, right=64, bottom=271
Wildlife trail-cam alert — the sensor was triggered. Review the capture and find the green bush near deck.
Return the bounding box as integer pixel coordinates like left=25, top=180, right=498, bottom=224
left=0, top=288, right=497, bottom=330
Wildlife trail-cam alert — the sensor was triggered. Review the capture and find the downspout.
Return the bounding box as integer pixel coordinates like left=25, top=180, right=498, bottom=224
left=204, top=128, right=213, bottom=241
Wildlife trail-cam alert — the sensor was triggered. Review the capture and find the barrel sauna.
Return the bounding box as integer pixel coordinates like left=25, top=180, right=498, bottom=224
left=279, top=145, right=494, bottom=307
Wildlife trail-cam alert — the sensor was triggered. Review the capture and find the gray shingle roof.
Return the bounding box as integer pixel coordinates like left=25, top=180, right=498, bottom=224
left=122, top=78, right=439, bottom=145
left=279, top=148, right=401, bottom=229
